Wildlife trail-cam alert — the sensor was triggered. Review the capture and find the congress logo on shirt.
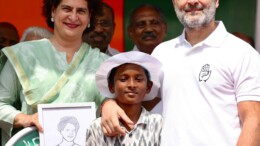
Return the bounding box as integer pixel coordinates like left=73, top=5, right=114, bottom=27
left=199, top=64, right=211, bottom=82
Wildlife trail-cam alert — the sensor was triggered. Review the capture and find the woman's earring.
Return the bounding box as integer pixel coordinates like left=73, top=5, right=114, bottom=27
left=51, top=18, right=54, bottom=22
left=87, top=24, right=90, bottom=28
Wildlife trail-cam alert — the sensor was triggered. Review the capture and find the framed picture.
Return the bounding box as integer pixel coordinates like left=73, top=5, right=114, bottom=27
left=38, top=102, right=96, bottom=146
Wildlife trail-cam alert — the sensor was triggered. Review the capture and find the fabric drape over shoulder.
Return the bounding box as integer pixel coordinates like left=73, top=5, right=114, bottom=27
left=0, top=39, right=109, bottom=142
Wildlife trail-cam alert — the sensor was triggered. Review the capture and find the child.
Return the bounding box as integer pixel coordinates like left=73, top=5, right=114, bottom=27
left=86, top=51, right=163, bottom=145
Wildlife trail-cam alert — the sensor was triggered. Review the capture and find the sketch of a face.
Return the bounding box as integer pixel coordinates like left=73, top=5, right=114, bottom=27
left=57, top=116, right=80, bottom=143
left=61, top=123, right=77, bottom=142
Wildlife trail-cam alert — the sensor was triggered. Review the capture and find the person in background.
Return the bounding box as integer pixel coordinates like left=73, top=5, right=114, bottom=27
left=0, top=22, right=19, bottom=47
left=0, top=45, right=6, bottom=72
left=0, top=0, right=108, bottom=145
left=86, top=51, right=163, bottom=145
left=0, top=22, right=19, bottom=73
left=127, top=4, right=167, bottom=55
left=127, top=4, right=168, bottom=113
left=83, top=2, right=119, bottom=56
left=20, top=26, right=53, bottom=42
left=101, top=0, right=260, bottom=145
left=232, top=32, right=255, bottom=48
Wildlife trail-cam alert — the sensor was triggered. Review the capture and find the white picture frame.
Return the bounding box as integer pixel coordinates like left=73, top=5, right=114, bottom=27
left=38, top=102, right=96, bottom=146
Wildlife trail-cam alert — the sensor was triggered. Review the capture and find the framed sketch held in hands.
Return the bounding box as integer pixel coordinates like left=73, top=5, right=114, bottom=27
left=38, top=102, right=96, bottom=146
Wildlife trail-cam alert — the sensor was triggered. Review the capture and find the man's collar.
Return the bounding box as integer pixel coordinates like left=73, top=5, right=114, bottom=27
left=177, top=21, right=228, bottom=48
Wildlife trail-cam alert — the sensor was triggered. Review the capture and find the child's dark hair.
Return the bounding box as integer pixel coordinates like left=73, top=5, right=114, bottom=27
left=108, top=64, right=151, bottom=86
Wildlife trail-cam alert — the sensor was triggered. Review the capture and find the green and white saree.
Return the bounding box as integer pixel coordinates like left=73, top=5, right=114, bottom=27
left=0, top=39, right=109, bottom=144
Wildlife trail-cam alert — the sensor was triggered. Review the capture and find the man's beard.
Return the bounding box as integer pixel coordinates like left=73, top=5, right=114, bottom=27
left=174, top=1, right=216, bottom=29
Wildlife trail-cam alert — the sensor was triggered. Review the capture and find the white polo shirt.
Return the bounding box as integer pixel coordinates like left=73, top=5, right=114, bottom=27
left=152, top=21, right=260, bottom=146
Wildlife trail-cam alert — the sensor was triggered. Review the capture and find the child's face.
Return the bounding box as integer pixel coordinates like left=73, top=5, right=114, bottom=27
left=109, top=63, right=153, bottom=105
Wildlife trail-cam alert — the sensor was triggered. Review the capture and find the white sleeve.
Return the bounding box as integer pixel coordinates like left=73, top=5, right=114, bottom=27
left=235, top=50, right=260, bottom=102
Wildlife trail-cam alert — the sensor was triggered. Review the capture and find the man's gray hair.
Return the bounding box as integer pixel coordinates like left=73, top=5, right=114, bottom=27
left=20, top=26, right=52, bottom=42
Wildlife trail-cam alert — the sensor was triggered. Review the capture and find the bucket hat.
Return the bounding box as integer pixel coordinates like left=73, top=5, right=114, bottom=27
left=96, top=51, right=163, bottom=101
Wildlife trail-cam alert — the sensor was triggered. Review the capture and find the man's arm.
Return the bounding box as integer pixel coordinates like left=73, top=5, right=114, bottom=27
left=101, top=99, right=133, bottom=136
left=101, top=96, right=161, bottom=136
left=237, top=101, right=260, bottom=146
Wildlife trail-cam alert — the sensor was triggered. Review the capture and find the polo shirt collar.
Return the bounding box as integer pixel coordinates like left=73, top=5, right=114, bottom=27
left=120, top=107, right=149, bottom=133
left=203, top=21, right=228, bottom=47
left=177, top=21, right=228, bottom=48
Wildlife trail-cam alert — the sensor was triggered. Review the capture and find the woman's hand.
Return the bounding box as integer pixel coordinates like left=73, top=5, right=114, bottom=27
left=14, top=113, right=43, bottom=132
left=101, top=99, right=134, bottom=136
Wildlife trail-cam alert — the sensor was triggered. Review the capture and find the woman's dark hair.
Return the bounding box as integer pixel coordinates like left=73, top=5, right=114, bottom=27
left=108, top=63, right=151, bottom=86
left=42, top=0, right=102, bottom=31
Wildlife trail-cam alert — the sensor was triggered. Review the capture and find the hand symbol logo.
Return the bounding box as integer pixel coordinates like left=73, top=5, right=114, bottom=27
left=199, top=64, right=211, bottom=82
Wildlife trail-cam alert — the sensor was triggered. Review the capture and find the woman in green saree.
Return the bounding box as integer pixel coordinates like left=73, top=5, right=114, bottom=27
left=0, top=0, right=108, bottom=145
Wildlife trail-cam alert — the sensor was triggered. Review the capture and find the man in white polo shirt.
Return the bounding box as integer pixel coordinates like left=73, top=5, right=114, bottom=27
left=101, top=0, right=260, bottom=145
